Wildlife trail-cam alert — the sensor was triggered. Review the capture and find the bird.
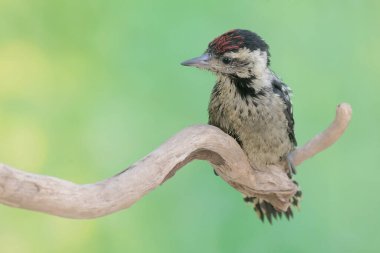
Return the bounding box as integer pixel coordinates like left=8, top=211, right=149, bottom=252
left=181, top=29, right=301, bottom=223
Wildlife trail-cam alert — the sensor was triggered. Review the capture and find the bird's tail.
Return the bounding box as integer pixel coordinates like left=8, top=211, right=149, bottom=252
left=244, top=181, right=302, bottom=224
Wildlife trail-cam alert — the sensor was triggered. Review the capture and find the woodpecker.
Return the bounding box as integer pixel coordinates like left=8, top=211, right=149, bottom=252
left=181, top=29, right=301, bottom=223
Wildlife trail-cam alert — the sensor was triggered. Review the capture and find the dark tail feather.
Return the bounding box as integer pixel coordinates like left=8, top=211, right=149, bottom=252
left=244, top=188, right=302, bottom=223
left=285, top=207, right=293, bottom=220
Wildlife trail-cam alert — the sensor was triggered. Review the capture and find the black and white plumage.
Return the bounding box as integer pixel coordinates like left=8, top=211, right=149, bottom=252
left=182, top=29, right=301, bottom=223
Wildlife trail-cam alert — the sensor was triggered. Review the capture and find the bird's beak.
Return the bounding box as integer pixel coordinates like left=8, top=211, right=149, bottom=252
left=181, top=53, right=210, bottom=69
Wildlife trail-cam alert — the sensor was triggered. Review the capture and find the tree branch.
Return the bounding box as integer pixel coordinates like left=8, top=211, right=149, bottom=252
left=0, top=103, right=352, bottom=219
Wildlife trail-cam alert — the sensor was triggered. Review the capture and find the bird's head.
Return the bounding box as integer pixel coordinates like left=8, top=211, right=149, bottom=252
left=181, top=29, right=270, bottom=79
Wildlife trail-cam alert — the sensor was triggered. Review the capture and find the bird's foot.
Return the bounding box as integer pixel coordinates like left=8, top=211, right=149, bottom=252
left=286, top=154, right=297, bottom=178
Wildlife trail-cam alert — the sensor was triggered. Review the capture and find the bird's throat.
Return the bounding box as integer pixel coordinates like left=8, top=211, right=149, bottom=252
left=228, top=74, right=257, bottom=98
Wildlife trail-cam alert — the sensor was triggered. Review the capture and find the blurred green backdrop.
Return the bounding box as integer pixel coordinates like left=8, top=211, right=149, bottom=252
left=0, top=0, right=379, bottom=252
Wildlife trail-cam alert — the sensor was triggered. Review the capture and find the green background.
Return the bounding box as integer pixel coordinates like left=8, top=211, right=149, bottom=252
left=0, top=0, right=379, bottom=252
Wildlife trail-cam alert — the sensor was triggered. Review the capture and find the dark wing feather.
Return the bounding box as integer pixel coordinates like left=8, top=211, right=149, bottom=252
left=271, top=79, right=297, bottom=146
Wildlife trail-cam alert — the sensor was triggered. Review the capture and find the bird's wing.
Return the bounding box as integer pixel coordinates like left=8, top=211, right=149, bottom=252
left=271, top=78, right=297, bottom=146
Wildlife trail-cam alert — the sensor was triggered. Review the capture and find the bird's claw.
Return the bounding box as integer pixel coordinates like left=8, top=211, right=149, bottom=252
left=286, top=154, right=297, bottom=177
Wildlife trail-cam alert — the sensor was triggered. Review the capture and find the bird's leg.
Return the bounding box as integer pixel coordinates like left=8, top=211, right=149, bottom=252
left=285, top=154, right=302, bottom=210
left=286, top=153, right=297, bottom=177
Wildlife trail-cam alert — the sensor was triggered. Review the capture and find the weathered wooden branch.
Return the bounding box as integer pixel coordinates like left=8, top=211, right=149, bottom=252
left=0, top=103, right=352, bottom=219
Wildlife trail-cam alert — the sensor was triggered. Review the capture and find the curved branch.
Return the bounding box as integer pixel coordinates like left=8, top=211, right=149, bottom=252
left=0, top=103, right=352, bottom=219
left=290, top=103, right=352, bottom=166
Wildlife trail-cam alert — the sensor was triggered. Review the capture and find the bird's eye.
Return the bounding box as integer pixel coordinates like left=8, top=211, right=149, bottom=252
left=222, top=57, right=232, bottom=64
